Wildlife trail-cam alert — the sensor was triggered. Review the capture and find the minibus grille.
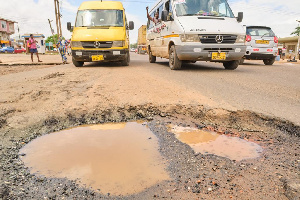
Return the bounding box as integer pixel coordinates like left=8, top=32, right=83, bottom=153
left=81, top=41, right=113, bottom=48
left=199, top=35, right=237, bottom=44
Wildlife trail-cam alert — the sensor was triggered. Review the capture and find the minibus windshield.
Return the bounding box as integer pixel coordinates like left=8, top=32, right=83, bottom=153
left=76, top=10, right=124, bottom=27
left=175, top=0, right=234, bottom=18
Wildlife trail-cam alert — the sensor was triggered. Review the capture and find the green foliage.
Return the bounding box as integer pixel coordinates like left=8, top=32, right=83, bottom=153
left=130, top=43, right=137, bottom=48
left=45, top=34, right=65, bottom=44
left=291, top=26, right=300, bottom=36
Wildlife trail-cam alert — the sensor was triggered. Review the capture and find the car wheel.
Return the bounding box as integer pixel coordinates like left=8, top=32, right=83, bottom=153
left=149, top=49, right=156, bottom=63
left=169, top=45, right=182, bottom=70
left=239, top=58, right=245, bottom=65
left=121, top=52, right=130, bottom=66
left=223, top=60, right=239, bottom=70
left=263, top=57, right=275, bottom=65
left=72, top=57, right=84, bottom=67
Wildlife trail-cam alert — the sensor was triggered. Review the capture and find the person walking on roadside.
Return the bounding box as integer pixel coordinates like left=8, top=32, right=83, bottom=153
left=57, top=37, right=68, bottom=64
left=29, top=34, right=42, bottom=62
left=282, top=46, right=287, bottom=60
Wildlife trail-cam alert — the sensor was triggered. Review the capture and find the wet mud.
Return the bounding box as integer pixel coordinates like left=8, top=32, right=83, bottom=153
left=0, top=105, right=299, bottom=199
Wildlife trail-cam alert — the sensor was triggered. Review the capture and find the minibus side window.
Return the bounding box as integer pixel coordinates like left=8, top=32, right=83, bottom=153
left=164, top=0, right=173, bottom=19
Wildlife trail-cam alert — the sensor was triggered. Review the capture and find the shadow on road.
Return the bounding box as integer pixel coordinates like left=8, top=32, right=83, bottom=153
left=80, top=62, right=126, bottom=68
left=154, top=61, right=231, bottom=72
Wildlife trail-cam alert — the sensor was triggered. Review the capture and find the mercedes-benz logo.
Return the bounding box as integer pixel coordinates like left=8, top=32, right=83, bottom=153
left=94, top=41, right=101, bottom=48
left=215, top=35, right=223, bottom=44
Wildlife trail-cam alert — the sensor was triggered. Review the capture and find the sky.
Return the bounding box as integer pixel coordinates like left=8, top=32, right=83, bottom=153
left=0, top=0, right=299, bottom=43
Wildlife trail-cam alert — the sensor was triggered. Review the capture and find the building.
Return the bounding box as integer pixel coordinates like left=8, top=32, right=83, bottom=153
left=22, top=34, right=46, bottom=54
left=0, top=18, right=16, bottom=47
left=278, top=36, right=299, bottom=58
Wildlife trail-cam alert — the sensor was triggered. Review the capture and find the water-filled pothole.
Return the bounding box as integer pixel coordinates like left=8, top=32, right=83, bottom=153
left=20, top=122, right=170, bottom=196
left=168, top=125, right=263, bottom=161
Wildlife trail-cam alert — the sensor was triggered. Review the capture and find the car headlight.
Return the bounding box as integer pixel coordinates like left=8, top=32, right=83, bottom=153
left=236, top=35, right=245, bottom=43
left=112, top=41, right=125, bottom=47
left=180, top=34, right=200, bottom=42
left=71, top=41, right=82, bottom=48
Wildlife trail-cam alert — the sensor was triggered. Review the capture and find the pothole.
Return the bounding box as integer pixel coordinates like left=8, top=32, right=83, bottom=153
left=168, top=125, right=263, bottom=161
left=19, top=122, right=170, bottom=196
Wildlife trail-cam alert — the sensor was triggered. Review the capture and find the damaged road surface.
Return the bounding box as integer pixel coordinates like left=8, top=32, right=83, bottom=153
left=0, top=53, right=299, bottom=199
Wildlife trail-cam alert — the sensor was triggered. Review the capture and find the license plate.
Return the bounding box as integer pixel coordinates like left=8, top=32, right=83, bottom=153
left=256, top=40, right=269, bottom=44
left=92, top=55, right=104, bottom=61
left=211, top=52, right=226, bottom=60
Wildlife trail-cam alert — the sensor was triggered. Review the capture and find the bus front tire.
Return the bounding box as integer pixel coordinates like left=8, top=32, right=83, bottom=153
left=169, top=45, right=182, bottom=70
left=72, top=58, right=84, bottom=67
left=223, top=60, right=239, bottom=70
left=121, top=52, right=130, bottom=66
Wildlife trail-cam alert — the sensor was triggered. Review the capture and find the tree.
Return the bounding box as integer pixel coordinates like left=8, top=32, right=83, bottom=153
left=130, top=43, right=137, bottom=48
left=45, top=34, right=65, bottom=44
left=291, top=26, right=300, bottom=36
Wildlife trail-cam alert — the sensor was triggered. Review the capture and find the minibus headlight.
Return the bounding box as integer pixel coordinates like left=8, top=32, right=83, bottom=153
left=112, top=41, right=124, bottom=47
left=180, top=34, right=200, bottom=42
left=71, top=41, right=82, bottom=48
left=236, top=35, right=246, bottom=43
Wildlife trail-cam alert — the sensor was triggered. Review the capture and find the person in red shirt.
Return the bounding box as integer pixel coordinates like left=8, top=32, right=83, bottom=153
left=28, top=34, right=42, bottom=62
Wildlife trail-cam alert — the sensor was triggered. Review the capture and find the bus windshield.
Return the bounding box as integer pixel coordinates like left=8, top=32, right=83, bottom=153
left=175, top=0, right=234, bottom=18
left=76, top=10, right=124, bottom=27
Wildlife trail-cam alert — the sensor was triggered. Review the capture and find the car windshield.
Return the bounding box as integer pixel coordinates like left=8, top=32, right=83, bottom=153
left=75, top=10, right=124, bottom=27
left=175, top=0, right=234, bottom=17
left=247, top=27, right=275, bottom=37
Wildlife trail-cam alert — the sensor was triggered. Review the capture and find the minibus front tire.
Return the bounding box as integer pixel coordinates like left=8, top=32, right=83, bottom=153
left=169, top=46, right=182, bottom=70
left=149, top=50, right=156, bottom=63
left=72, top=58, right=84, bottom=67
left=223, top=60, right=239, bottom=70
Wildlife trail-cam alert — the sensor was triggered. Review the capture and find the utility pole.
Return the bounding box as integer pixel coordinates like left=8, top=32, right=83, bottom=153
left=297, top=20, right=300, bottom=59
left=54, top=0, right=62, bottom=38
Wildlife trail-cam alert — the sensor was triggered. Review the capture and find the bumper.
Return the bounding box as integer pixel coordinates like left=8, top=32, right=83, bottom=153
left=244, top=53, right=276, bottom=60
left=175, top=44, right=246, bottom=61
left=72, top=49, right=127, bottom=62
left=245, top=47, right=278, bottom=60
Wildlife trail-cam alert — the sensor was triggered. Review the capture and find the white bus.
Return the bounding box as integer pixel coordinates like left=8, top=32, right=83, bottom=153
left=147, top=0, right=246, bottom=70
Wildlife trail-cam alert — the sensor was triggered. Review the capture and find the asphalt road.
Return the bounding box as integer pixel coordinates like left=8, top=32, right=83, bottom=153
left=0, top=53, right=299, bottom=127
left=123, top=53, right=300, bottom=125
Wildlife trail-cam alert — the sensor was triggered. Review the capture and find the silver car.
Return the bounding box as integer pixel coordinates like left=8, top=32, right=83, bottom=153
left=241, top=26, right=278, bottom=65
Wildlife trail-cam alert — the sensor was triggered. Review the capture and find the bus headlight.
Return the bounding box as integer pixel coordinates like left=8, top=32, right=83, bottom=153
left=112, top=41, right=125, bottom=47
left=236, top=35, right=245, bottom=43
left=71, top=41, right=83, bottom=48
left=180, top=34, right=200, bottom=42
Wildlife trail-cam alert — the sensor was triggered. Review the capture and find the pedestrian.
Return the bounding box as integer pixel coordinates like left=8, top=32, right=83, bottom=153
left=282, top=46, right=286, bottom=60
left=28, top=34, right=42, bottom=62
left=57, top=37, right=67, bottom=64
left=298, top=48, right=300, bottom=60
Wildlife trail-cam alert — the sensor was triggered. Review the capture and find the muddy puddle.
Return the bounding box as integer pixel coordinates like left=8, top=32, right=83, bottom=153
left=19, top=122, right=170, bottom=196
left=168, top=125, right=263, bottom=161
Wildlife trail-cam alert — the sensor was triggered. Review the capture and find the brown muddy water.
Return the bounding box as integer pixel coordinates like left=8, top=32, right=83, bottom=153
left=19, top=122, right=170, bottom=196
left=168, top=125, right=263, bottom=161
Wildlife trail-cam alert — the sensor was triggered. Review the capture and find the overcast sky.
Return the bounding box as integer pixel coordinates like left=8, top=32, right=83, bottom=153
left=0, top=0, right=299, bottom=43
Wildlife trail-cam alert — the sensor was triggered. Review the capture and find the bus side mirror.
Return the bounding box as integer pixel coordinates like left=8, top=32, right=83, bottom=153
left=129, top=21, right=134, bottom=30
left=237, top=12, right=243, bottom=22
left=161, top=10, right=168, bottom=21
left=67, top=22, right=72, bottom=31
